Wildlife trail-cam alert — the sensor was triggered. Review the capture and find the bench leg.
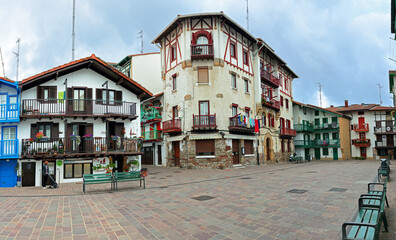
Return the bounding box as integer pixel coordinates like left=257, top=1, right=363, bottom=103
left=83, top=183, right=85, bottom=194
left=383, top=212, right=389, bottom=232
left=386, top=195, right=389, bottom=208
left=140, top=178, right=142, bottom=187
left=143, top=177, right=145, bottom=189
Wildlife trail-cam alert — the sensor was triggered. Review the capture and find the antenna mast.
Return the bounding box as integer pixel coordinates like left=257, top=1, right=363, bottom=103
left=138, top=30, right=143, bottom=54
left=316, top=82, right=323, bottom=107
left=246, top=0, right=249, bottom=31
left=377, top=83, right=383, bottom=105
left=72, top=0, right=76, bottom=60
left=0, top=47, right=5, bottom=77
left=13, top=38, right=20, bottom=81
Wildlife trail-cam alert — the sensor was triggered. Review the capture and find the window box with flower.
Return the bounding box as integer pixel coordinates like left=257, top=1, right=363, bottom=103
left=83, top=134, right=93, bottom=140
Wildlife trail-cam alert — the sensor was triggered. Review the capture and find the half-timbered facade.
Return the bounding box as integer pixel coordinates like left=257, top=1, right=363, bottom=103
left=18, top=54, right=152, bottom=186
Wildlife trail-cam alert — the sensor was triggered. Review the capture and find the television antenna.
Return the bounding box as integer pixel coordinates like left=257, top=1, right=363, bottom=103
left=138, top=30, right=143, bottom=54
left=0, top=47, right=5, bottom=77
left=377, top=83, right=383, bottom=105
left=72, top=0, right=76, bottom=60
left=246, top=0, right=249, bottom=31
left=316, top=82, right=323, bottom=107
left=13, top=38, right=20, bottom=81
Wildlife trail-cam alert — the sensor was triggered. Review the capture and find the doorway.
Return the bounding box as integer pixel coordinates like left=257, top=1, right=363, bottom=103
left=22, top=162, right=36, bottom=187
left=142, top=147, right=154, bottom=165
left=360, top=147, right=367, bottom=159
left=266, top=138, right=270, bottom=161
left=66, top=123, right=93, bottom=153
left=333, top=148, right=338, bottom=160
left=314, top=148, right=321, bottom=160
left=173, top=141, right=180, bottom=167
left=157, top=145, right=162, bottom=165
left=0, top=159, right=17, bottom=187
left=232, top=139, right=240, bottom=164
left=304, top=148, right=310, bottom=161
left=108, top=122, right=124, bottom=151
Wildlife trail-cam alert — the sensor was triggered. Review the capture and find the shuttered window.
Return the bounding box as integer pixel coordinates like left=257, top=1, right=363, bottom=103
left=96, top=89, right=122, bottom=105
left=37, top=86, right=57, bottom=103
left=245, top=140, right=253, bottom=154
left=198, top=67, right=209, bottom=83
left=196, top=140, right=215, bottom=156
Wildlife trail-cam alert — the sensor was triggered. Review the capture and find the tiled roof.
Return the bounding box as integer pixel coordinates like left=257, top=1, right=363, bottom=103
left=326, top=104, right=379, bottom=112
left=21, top=54, right=152, bottom=97
left=0, top=76, right=16, bottom=84
left=369, top=106, right=395, bottom=111
left=293, top=100, right=343, bottom=116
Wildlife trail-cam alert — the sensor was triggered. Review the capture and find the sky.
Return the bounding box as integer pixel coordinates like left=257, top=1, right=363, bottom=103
left=0, top=0, right=394, bottom=107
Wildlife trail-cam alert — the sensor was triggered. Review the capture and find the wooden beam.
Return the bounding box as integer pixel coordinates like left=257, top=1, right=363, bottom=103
left=116, top=78, right=123, bottom=85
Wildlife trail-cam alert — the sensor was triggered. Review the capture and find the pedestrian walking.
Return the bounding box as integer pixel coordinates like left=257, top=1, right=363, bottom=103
left=42, top=161, right=49, bottom=189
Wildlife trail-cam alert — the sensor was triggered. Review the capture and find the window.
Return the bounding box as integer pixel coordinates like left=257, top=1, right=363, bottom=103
left=358, top=111, right=364, bottom=115
left=64, top=163, right=92, bottom=179
left=172, top=74, right=177, bottom=90
left=314, top=118, right=320, bottom=126
left=260, top=61, right=263, bottom=70
left=0, top=94, right=6, bottom=104
left=332, top=117, right=338, bottom=123
left=198, top=67, right=209, bottom=83
left=73, top=88, right=85, bottom=112
left=171, top=44, right=176, bottom=62
left=285, top=77, right=288, bottom=90
left=38, top=124, right=51, bottom=138
left=31, top=122, right=58, bottom=139
left=280, top=96, right=284, bottom=107
left=244, top=79, right=249, bottom=93
left=245, top=107, right=250, bottom=118
left=323, top=148, right=329, bottom=155
left=96, top=89, right=122, bottom=105
left=245, top=140, right=253, bottom=154
left=286, top=120, right=291, bottom=129
left=243, top=50, right=248, bottom=65
left=230, top=42, right=236, bottom=58
left=315, top=110, right=319, bottom=116
left=199, top=101, right=209, bottom=115
left=323, top=118, right=328, bottom=124
left=196, top=140, right=215, bottom=156
left=2, top=127, right=16, bottom=140
left=285, top=99, right=289, bottom=109
left=231, top=73, right=237, bottom=88
left=197, top=36, right=208, bottom=45
left=232, top=104, right=238, bottom=116
left=172, top=106, right=178, bottom=119
left=37, top=86, right=57, bottom=102
left=262, top=113, right=266, bottom=126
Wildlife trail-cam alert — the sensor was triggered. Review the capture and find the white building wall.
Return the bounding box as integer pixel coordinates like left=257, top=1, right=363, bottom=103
left=131, top=53, right=162, bottom=95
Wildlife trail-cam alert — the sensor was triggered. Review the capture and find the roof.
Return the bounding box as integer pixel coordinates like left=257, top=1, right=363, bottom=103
left=116, top=52, right=160, bottom=67
left=293, top=100, right=344, bottom=117
left=153, top=92, right=164, bottom=98
left=257, top=39, right=298, bottom=78
left=369, top=106, right=395, bottom=111
left=152, top=12, right=257, bottom=44
left=326, top=104, right=379, bottom=113
left=0, top=76, right=18, bottom=89
left=21, top=54, right=153, bottom=100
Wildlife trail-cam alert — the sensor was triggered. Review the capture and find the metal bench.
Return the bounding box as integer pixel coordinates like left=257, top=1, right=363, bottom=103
left=83, top=173, right=114, bottom=194
left=114, top=171, right=145, bottom=191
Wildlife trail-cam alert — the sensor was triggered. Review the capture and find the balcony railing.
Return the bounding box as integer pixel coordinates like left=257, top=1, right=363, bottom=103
left=314, top=123, right=339, bottom=131
left=228, top=115, right=254, bottom=133
left=352, top=138, right=371, bottom=147
left=191, top=44, right=214, bottom=60
left=374, top=121, right=396, bottom=133
left=260, top=69, right=280, bottom=87
left=375, top=141, right=396, bottom=148
left=162, top=119, right=182, bottom=133
left=141, top=108, right=162, bottom=123
left=0, top=140, right=18, bottom=159
left=192, top=114, right=217, bottom=130
left=280, top=128, right=297, bottom=137
left=21, top=137, right=141, bottom=157
left=294, top=139, right=340, bottom=148
left=294, top=124, right=314, bottom=132
left=261, top=94, right=280, bottom=111
left=21, top=99, right=137, bottom=118
left=353, top=123, right=369, bottom=132
left=0, top=104, right=19, bottom=122
left=142, top=130, right=162, bottom=142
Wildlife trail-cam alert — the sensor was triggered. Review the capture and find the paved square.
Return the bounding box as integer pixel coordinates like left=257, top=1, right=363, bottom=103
left=0, top=160, right=395, bottom=239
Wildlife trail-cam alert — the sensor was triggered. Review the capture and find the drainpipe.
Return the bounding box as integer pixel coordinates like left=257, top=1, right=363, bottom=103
left=256, top=139, right=260, bottom=165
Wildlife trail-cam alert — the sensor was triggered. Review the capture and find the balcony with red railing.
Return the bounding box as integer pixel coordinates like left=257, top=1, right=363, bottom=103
left=352, top=138, right=371, bottom=147
left=260, top=69, right=280, bottom=88
left=353, top=123, right=369, bottom=132
left=192, top=114, right=217, bottom=130
left=280, top=128, right=297, bottom=138
left=162, top=119, right=182, bottom=133
left=228, top=115, right=255, bottom=134
left=191, top=44, right=214, bottom=60
left=261, top=94, right=280, bottom=111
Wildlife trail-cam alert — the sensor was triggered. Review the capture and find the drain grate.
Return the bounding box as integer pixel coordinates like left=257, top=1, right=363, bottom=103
left=288, top=189, right=308, bottom=194
left=240, top=177, right=252, bottom=180
left=159, top=186, right=168, bottom=189
left=192, top=195, right=215, bottom=201
left=268, top=173, right=274, bottom=174
left=329, top=188, right=347, bottom=192
left=307, top=171, right=317, bottom=173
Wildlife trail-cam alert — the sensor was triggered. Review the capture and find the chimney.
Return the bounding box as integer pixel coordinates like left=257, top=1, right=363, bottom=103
left=345, top=100, right=348, bottom=107
left=330, top=105, right=334, bottom=108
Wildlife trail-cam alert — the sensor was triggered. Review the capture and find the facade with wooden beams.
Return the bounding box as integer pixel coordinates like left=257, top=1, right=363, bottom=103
left=18, top=54, right=152, bottom=187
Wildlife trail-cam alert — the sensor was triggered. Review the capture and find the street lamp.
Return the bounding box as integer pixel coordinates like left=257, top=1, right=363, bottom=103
left=102, top=81, right=108, bottom=114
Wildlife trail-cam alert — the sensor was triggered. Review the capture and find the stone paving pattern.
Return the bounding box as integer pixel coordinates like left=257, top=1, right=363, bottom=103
left=0, top=160, right=395, bottom=239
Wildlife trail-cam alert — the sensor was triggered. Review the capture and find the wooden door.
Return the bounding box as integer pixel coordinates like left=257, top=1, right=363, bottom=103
left=387, top=135, right=394, bottom=147
left=232, top=139, right=240, bottom=164
left=142, top=147, right=154, bottom=165
left=266, top=138, right=270, bottom=161
left=22, top=162, right=36, bottom=187
left=360, top=147, right=367, bottom=158
left=333, top=148, right=338, bottom=160
left=305, top=148, right=310, bottom=161
left=358, top=117, right=365, bottom=127
left=173, top=141, right=180, bottom=167
left=157, top=145, right=162, bottom=165
left=314, top=148, right=321, bottom=160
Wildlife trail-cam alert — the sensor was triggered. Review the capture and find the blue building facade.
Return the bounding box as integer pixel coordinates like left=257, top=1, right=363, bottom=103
left=0, top=77, right=19, bottom=187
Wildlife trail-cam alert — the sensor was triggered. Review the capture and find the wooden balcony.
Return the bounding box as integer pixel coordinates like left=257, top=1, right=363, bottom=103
left=0, top=140, right=18, bottom=159
left=280, top=128, right=297, bottom=138
left=352, top=138, right=371, bottom=147
left=142, top=130, right=162, bottom=142
left=228, top=115, right=254, bottom=134
left=352, top=123, right=369, bottom=132
left=374, top=121, right=396, bottom=134
left=21, top=137, right=142, bottom=159
left=313, top=123, right=339, bottom=132
left=295, top=139, right=340, bottom=148
left=191, top=44, right=214, bottom=60
left=294, top=124, right=314, bottom=132
left=260, top=69, right=280, bottom=88
left=192, top=114, right=217, bottom=130
left=0, top=104, right=19, bottom=123
left=21, top=99, right=137, bottom=120
left=261, top=94, right=280, bottom=111
left=162, top=119, right=182, bottom=133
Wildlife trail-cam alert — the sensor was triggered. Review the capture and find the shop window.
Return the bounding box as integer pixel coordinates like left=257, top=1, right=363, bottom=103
left=64, top=163, right=92, bottom=179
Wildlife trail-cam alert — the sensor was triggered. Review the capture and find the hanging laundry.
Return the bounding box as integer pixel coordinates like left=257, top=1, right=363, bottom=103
left=255, top=119, right=259, bottom=132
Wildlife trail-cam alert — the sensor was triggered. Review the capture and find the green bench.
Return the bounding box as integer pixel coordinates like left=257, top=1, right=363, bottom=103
left=342, top=182, right=388, bottom=240
left=83, top=173, right=114, bottom=194
left=378, top=166, right=390, bottom=182
left=114, top=171, right=145, bottom=191
left=367, top=180, right=389, bottom=208
left=290, top=156, right=303, bottom=163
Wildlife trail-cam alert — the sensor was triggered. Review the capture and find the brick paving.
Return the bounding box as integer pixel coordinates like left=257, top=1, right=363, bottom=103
left=0, top=160, right=394, bottom=239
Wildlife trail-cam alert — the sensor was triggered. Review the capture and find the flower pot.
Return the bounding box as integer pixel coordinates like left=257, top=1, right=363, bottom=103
left=84, top=137, right=93, bottom=140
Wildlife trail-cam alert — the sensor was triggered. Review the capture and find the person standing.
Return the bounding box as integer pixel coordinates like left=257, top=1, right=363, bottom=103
left=42, top=161, right=49, bottom=189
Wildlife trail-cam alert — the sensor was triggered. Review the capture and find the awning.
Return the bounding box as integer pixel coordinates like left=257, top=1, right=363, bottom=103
left=189, top=134, right=221, bottom=140
left=166, top=135, right=185, bottom=142
left=224, top=134, right=257, bottom=140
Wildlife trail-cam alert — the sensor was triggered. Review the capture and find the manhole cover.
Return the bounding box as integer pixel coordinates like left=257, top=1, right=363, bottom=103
left=240, top=177, right=252, bottom=180
left=192, top=195, right=215, bottom=201
left=288, top=189, right=308, bottom=194
left=329, top=188, right=347, bottom=192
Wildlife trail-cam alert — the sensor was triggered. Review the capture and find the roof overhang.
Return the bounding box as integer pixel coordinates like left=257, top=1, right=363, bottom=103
left=0, top=77, right=19, bottom=89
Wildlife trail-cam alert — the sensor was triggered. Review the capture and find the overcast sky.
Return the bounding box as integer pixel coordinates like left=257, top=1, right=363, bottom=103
left=0, top=0, right=394, bottom=107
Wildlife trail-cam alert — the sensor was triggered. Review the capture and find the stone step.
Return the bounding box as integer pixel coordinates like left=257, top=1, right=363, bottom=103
left=233, top=164, right=245, bottom=169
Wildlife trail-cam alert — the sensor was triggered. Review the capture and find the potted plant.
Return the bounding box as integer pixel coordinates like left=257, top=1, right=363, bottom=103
left=26, top=138, right=33, bottom=146
left=35, top=132, right=44, bottom=141
left=128, top=159, right=140, bottom=171
left=70, top=135, right=81, bottom=146
left=83, top=134, right=93, bottom=140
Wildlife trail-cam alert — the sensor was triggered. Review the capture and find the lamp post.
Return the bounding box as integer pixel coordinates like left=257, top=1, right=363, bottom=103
left=102, top=81, right=108, bottom=114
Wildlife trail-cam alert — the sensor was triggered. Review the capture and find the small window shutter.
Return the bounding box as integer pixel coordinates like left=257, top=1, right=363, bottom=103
left=196, top=140, right=215, bottom=155
left=31, top=124, right=38, bottom=138
left=86, top=88, right=93, bottom=114
left=198, top=68, right=209, bottom=83
left=245, top=140, right=253, bottom=154
left=49, top=86, right=57, bottom=103
left=52, top=123, right=59, bottom=139
left=115, top=91, right=122, bottom=105
left=37, top=87, right=42, bottom=100
left=96, top=89, right=102, bottom=104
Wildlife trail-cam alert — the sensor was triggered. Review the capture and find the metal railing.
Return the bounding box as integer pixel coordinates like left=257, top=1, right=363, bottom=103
left=192, top=114, right=217, bottom=129
left=280, top=128, right=297, bottom=137
left=261, top=94, right=280, bottom=111
left=21, top=99, right=136, bottom=117
left=352, top=123, right=369, bottom=132
left=191, top=44, right=214, bottom=59
left=229, top=115, right=255, bottom=131
left=294, top=139, right=340, bottom=148
left=294, top=124, right=314, bottom=132
left=141, top=108, right=162, bottom=123
left=375, top=141, right=396, bottom=147
left=142, top=130, right=162, bottom=141
left=314, top=123, right=339, bottom=131
left=260, top=69, right=280, bottom=87
left=162, top=119, right=181, bottom=132
left=352, top=138, right=371, bottom=146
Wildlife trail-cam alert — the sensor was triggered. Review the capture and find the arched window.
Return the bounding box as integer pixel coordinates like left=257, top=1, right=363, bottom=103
left=197, top=36, right=208, bottom=45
